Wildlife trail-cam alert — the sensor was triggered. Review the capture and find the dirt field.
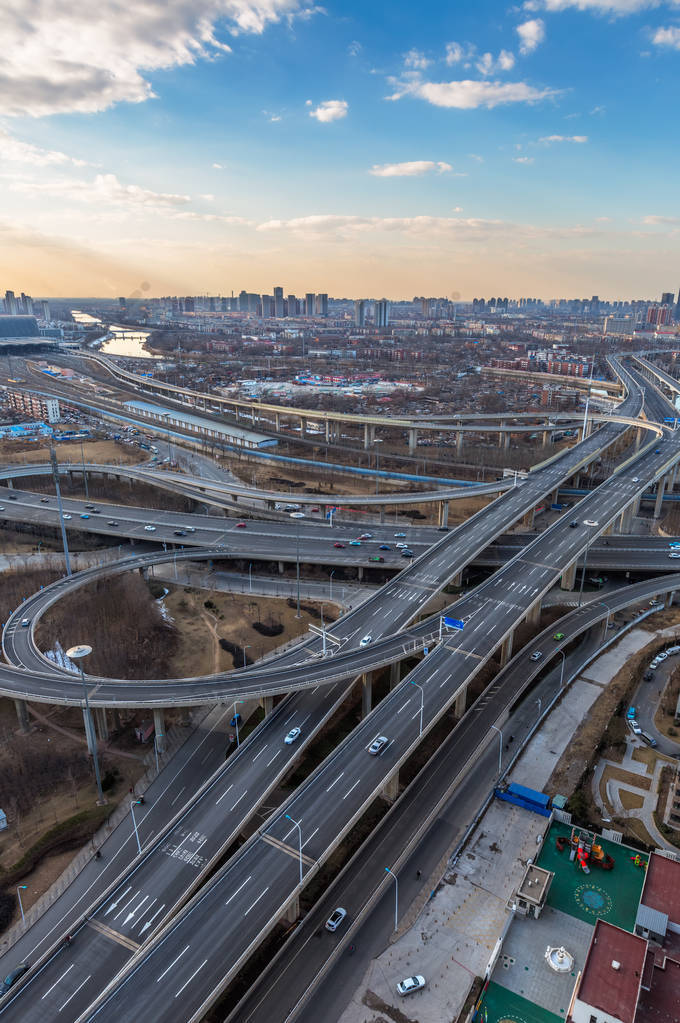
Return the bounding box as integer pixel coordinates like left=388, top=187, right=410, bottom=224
left=654, top=663, right=680, bottom=739
left=0, top=438, right=142, bottom=466
left=164, top=586, right=330, bottom=678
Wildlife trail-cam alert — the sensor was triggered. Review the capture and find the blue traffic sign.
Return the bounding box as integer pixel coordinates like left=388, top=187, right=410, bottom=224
left=443, top=616, right=465, bottom=630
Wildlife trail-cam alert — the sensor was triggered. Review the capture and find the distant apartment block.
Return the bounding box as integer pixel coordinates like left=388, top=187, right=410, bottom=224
left=6, top=390, right=61, bottom=423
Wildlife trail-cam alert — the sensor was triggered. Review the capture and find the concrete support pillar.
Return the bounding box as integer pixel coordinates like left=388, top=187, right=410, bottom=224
left=635, top=428, right=642, bottom=452
left=561, top=560, right=577, bottom=591
left=6, top=479, right=13, bottom=489
left=362, top=672, right=372, bottom=718
left=278, top=561, right=285, bottom=575
left=572, top=474, right=581, bottom=489
left=83, top=707, right=97, bottom=756
left=389, top=662, right=400, bottom=690
left=452, top=569, right=462, bottom=587
left=603, top=521, right=614, bottom=536
left=654, top=475, right=667, bottom=518
left=500, top=631, right=514, bottom=667
left=261, top=695, right=274, bottom=716
left=14, top=698, right=30, bottom=733
left=408, top=427, right=418, bottom=453
left=363, top=423, right=375, bottom=450
left=282, top=897, right=300, bottom=924
left=95, top=707, right=109, bottom=742
left=526, top=598, right=542, bottom=627
left=542, top=430, right=550, bottom=447
left=325, top=419, right=330, bottom=443
left=454, top=687, right=466, bottom=719
left=670, top=463, right=679, bottom=493
left=457, top=430, right=463, bottom=455
left=300, top=417, right=307, bottom=437
left=379, top=506, right=385, bottom=524
left=497, top=429, right=504, bottom=449
left=153, top=708, right=166, bottom=752
left=438, top=501, right=449, bottom=528
left=523, top=507, right=535, bottom=529
left=274, top=413, right=280, bottom=432
left=619, top=503, right=634, bottom=534
left=549, top=489, right=559, bottom=507
left=358, top=566, right=364, bottom=581
left=381, top=771, right=399, bottom=803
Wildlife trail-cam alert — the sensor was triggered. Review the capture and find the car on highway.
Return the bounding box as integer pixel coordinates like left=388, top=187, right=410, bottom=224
left=174, top=529, right=187, bottom=536
left=655, top=448, right=661, bottom=454
left=530, top=651, right=543, bottom=662
left=0, top=506, right=4, bottom=511
left=325, top=907, right=347, bottom=932
left=284, top=727, right=301, bottom=745
left=570, top=520, right=578, bottom=528
left=63, top=513, right=72, bottom=520
left=21, top=619, right=30, bottom=628
left=311, top=507, right=320, bottom=512
left=8, top=494, right=16, bottom=500
left=395, top=542, right=407, bottom=549
left=632, top=477, right=640, bottom=483
left=369, top=555, right=384, bottom=563
left=183, top=526, right=196, bottom=533
left=0, top=962, right=29, bottom=995
left=379, top=544, right=391, bottom=551
left=333, top=542, right=345, bottom=548
left=107, top=520, right=118, bottom=527
left=395, top=532, right=406, bottom=538
left=40, top=497, right=49, bottom=503
left=359, top=533, right=373, bottom=540
left=553, top=632, right=565, bottom=641
left=360, top=635, right=372, bottom=647
left=401, top=549, right=414, bottom=558
left=368, top=736, right=388, bottom=755
left=669, top=542, right=680, bottom=548
left=80, top=513, right=90, bottom=519
left=236, top=522, right=246, bottom=528
left=397, top=975, right=426, bottom=996
left=85, top=504, right=95, bottom=510
left=583, top=519, right=599, bottom=527
left=144, top=525, right=156, bottom=532
left=349, top=540, right=361, bottom=546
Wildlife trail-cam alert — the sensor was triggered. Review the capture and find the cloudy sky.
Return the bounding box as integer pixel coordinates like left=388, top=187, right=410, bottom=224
left=2, top=0, right=680, bottom=299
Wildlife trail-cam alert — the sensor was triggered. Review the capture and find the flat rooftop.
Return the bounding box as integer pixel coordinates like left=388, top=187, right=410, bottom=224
left=637, top=951, right=680, bottom=1023
left=577, top=920, right=646, bottom=1023
left=641, top=853, right=680, bottom=928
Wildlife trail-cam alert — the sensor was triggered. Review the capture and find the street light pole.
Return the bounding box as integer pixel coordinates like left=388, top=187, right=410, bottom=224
left=16, top=885, right=27, bottom=923
left=385, top=867, right=398, bottom=931
left=559, top=649, right=567, bottom=688
left=242, top=644, right=251, bottom=667
left=290, top=512, right=305, bottom=619
left=66, top=645, right=106, bottom=805
left=80, top=440, right=89, bottom=500
left=249, top=562, right=252, bottom=593
left=233, top=699, right=243, bottom=746
left=285, top=814, right=303, bottom=886
left=490, top=724, right=503, bottom=775
left=130, top=799, right=143, bottom=855
left=410, top=680, right=424, bottom=736
left=329, top=570, right=335, bottom=602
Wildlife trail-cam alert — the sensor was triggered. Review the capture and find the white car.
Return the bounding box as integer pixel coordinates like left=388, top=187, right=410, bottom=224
left=368, top=736, right=388, bottom=755
left=395, top=543, right=407, bottom=549
left=360, top=635, right=372, bottom=647
left=630, top=720, right=642, bottom=735
left=325, top=907, right=347, bottom=932
left=63, top=513, right=72, bottom=520
left=583, top=519, right=599, bottom=527
left=284, top=727, right=301, bottom=745
left=530, top=651, right=543, bottom=662
left=670, top=553, right=680, bottom=559
left=397, top=975, right=426, bottom=996
left=657, top=652, right=668, bottom=661
left=632, top=477, right=640, bottom=483
left=144, top=524, right=156, bottom=532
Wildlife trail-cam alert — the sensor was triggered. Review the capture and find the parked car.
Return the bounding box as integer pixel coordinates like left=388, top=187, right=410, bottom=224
left=630, top=720, right=642, bottom=735
left=325, top=907, right=347, bottom=932
left=397, top=975, right=426, bottom=996
left=627, top=706, right=637, bottom=719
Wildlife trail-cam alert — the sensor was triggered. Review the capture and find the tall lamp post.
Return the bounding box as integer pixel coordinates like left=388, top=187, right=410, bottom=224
left=385, top=867, right=398, bottom=932
left=130, top=798, right=143, bottom=854
left=67, top=645, right=106, bottom=805
left=233, top=699, right=243, bottom=747
left=290, top=512, right=305, bottom=619
left=16, top=885, right=27, bottom=924
left=373, top=438, right=383, bottom=495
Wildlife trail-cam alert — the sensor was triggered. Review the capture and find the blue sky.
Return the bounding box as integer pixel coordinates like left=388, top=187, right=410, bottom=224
left=2, top=0, right=680, bottom=298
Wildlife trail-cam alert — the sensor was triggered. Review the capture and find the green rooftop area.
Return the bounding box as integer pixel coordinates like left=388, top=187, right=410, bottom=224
left=536, top=820, right=648, bottom=931
left=477, top=980, right=563, bottom=1023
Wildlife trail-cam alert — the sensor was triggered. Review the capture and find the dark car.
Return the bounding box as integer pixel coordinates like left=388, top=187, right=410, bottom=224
left=8, top=494, right=17, bottom=500
left=174, top=529, right=187, bottom=536
left=0, top=963, right=29, bottom=995
left=40, top=497, right=49, bottom=503
left=401, top=549, right=414, bottom=558
left=379, top=544, right=391, bottom=551
left=570, top=520, right=578, bottom=528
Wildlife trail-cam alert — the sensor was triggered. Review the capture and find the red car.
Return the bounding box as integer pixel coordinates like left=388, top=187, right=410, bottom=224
left=334, top=542, right=345, bottom=548
left=236, top=522, right=247, bottom=528
left=311, top=507, right=320, bottom=512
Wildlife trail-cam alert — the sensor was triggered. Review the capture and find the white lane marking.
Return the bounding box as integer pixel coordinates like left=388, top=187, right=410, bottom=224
left=230, top=790, right=247, bottom=811
left=301, top=827, right=319, bottom=850
left=215, top=784, right=234, bottom=805
left=58, top=975, right=91, bottom=1013
left=113, top=890, right=142, bottom=922
left=170, top=786, right=186, bottom=807
left=157, top=945, right=190, bottom=983
left=225, top=876, right=251, bottom=906
left=175, top=959, right=208, bottom=999
left=252, top=746, right=267, bottom=762
left=266, top=750, right=281, bottom=767
left=124, top=894, right=149, bottom=925
left=139, top=903, right=166, bottom=935
left=42, top=964, right=74, bottom=998
left=325, top=773, right=344, bottom=793
left=244, top=887, right=270, bottom=916
left=104, top=886, right=131, bottom=916
left=396, top=700, right=411, bottom=714
left=342, top=779, right=361, bottom=800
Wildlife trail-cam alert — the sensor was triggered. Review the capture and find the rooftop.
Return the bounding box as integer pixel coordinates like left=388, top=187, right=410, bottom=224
left=636, top=951, right=680, bottom=1023
left=641, top=854, right=680, bottom=928
left=576, top=920, right=647, bottom=1023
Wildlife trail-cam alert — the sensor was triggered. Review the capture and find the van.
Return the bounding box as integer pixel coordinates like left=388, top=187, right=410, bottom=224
left=640, top=732, right=657, bottom=748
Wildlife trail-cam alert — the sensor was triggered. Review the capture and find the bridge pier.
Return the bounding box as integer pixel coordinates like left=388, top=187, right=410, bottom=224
left=452, top=569, right=462, bottom=587
left=278, top=561, right=285, bottom=575
left=6, top=478, right=13, bottom=489
left=619, top=502, right=634, bottom=533
left=654, top=475, right=667, bottom=518
left=667, top=590, right=676, bottom=609
left=95, top=707, right=109, bottom=742
left=274, top=413, right=280, bottom=432
left=456, top=431, right=463, bottom=455
left=523, top=506, right=535, bottom=529
left=381, top=770, right=399, bottom=803
left=438, top=501, right=449, bottom=528
left=408, top=427, right=418, bottom=453
left=500, top=631, right=514, bottom=667
left=358, top=566, right=364, bottom=581
left=390, top=661, right=400, bottom=690
left=282, top=896, right=300, bottom=924
left=454, top=686, right=466, bottom=719
left=153, top=709, right=166, bottom=751
left=14, top=698, right=30, bottom=733
left=364, top=423, right=375, bottom=450
left=526, top=598, right=541, bottom=627
left=362, top=672, right=372, bottom=717
left=379, top=506, right=385, bottom=524
left=561, top=560, right=577, bottom=590
left=670, top=463, right=679, bottom=492
left=325, top=419, right=330, bottom=443
left=261, top=695, right=274, bottom=716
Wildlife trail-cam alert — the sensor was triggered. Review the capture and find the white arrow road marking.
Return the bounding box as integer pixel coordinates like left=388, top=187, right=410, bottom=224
left=139, top=903, right=165, bottom=935
left=104, top=886, right=131, bottom=916
left=124, top=894, right=149, bottom=925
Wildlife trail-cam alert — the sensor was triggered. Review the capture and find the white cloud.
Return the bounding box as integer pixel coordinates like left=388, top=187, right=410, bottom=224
left=369, top=160, right=453, bottom=177
left=539, top=134, right=588, bottom=142
left=404, top=49, right=431, bottom=69
left=476, top=50, right=516, bottom=75
left=452, top=205, right=463, bottom=212
left=308, top=99, right=348, bottom=122
left=652, top=27, right=680, bottom=49
left=514, top=156, right=535, bottom=163
left=1, top=1, right=313, bottom=117
left=12, top=173, right=193, bottom=211
left=0, top=127, right=89, bottom=166
left=212, top=162, right=224, bottom=169
left=388, top=77, right=559, bottom=109
left=642, top=215, right=680, bottom=225
left=516, top=19, right=546, bottom=55
left=445, top=41, right=475, bottom=65
left=348, top=40, right=362, bottom=57
left=526, top=0, right=654, bottom=12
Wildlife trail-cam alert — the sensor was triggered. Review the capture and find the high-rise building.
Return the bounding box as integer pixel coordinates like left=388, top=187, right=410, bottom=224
left=118, top=296, right=127, bottom=310
left=661, top=291, right=674, bottom=307
left=209, top=296, right=216, bottom=312
left=239, top=290, right=249, bottom=313
left=261, top=295, right=273, bottom=317
left=375, top=299, right=390, bottom=328
left=315, top=293, right=328, bottom=317
left=38, top=300, right=50, bottom=321
left=273, top=286, right=285, bottom=318
left=4, top=291, right=17, bottom=315
left=305, top=293, right=315, bottom=316
left=287, top=294, right=298, bottom=317
left=220, top=297, right=228, bottom=312
left=184, top=297, right=195, bottom=313
left=354, top=299, right=366, bottom=327
left=20, top=293, right=33, bottom=314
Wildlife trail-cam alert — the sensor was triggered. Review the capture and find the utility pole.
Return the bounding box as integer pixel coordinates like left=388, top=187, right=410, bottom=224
left=50, top=446, right=72, bottom=576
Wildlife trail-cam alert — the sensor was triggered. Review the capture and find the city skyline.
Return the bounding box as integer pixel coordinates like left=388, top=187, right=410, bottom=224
left=2, top=0, right=680, bottom=297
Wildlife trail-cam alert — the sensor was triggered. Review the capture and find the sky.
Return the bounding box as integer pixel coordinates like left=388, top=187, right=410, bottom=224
left=1, top=0, right=680, bottom=300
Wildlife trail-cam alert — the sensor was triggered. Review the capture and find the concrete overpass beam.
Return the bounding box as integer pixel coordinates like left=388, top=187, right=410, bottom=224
left=654, top=475, right=667, bottom=519
left=261, top=695, right=274, bottom=716
left=408, top=427, right=418, bottom=453
left=381, top=770, right=399, bottom=803
left=95, top=707, right=109, bottom=742
left=14, top=699, right=30, bottom=733
left=500, top=630, right=514, bottom=667
left=153, top=709, right=166, bottom=752
left=561, top=560, right=577, bottom=591
left=362, top=672, right=372, bottom=718
left=454, top=686, right=467, bottom=719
